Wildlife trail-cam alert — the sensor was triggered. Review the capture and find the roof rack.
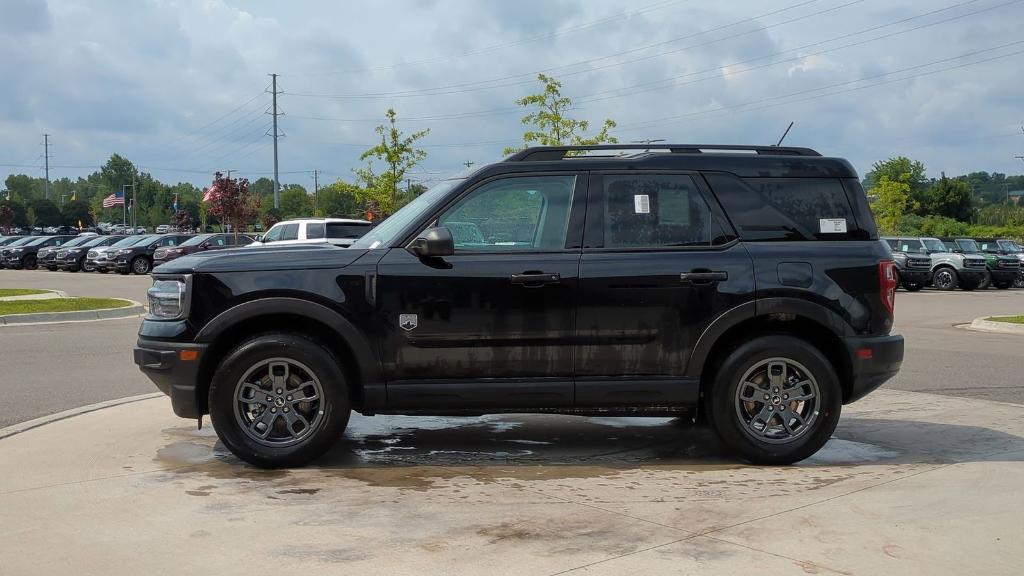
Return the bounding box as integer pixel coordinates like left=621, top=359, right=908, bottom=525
left=505, top=144, right=822, bottom=162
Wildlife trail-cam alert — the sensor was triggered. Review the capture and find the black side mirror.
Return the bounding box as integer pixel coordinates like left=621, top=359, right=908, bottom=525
left=409, top=227, right=454, bottom=258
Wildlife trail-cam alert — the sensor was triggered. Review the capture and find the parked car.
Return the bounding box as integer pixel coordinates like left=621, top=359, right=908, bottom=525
left=881, top=237, right=932, bottom=291
left=56, top=235, right=125, bottom=272
left=110, top=234, right=191, bottom=275
left=887, top=237, right=986, bottom=291
left=134, top=226, right=148, bottom=234
left=37, top=235, right=97, bottom=271
left=976, top=238, right=1024, bottom=289
left=153, top=233, right=255, bottom=266
left=135, top=143, right=904, bottom=468
left=0, top=236, right=26, bottom=248
left=0, top=237, right=37, bottom=268
left=3, top=235, right=75, bottom=270
left=943, top=237, right=1019, bottom=290
left=86, top=235, right=149, bottom=273
left=155, top=225, right=171, bottom=234
left=248, top=218, right=373, bottom=248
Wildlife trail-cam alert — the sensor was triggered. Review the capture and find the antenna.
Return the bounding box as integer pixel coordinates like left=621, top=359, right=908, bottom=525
left=774, top=122, right=794, bottom=147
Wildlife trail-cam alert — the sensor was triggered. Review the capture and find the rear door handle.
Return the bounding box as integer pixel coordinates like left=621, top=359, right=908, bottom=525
left=510, top=272, right=561, bottom=287
left=679, top=271, right=728, bottom=284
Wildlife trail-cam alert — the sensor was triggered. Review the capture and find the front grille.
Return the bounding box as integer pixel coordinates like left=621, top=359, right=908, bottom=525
left=1000, top=259, right=1020, bottom=269
left=907, top=258, right=930, bottom=268
left=965, top=259, right=986, bottom=268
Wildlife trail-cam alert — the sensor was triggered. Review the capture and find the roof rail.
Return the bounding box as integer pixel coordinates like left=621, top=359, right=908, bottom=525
left=504, top=144, right=822, bottom=162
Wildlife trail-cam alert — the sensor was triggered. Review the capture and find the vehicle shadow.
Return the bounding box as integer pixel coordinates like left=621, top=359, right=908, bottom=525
left=164, top=412, right=1024, bottom=486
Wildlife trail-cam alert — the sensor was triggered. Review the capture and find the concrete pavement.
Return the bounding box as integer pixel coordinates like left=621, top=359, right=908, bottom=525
left=1, top=389, right=1021, bottom=575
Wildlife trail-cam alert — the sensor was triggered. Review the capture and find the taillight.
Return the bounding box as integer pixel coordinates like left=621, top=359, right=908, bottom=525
left=879, top=260, right=897, bottom=316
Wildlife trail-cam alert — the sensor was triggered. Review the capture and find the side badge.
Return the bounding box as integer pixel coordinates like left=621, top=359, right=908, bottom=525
left=399, top=313, right=418, bottom=331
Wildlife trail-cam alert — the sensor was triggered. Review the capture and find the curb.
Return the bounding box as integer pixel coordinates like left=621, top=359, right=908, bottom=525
left=0, top=300, right=145, bottom=326
left=0, top=289, right=68, bottom=302
left=967, top=316, right=1024, bottom=335
left=0, top=393, right=163, bottom=440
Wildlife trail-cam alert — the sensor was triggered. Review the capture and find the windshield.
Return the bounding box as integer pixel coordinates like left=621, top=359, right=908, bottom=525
left=998, top=240, right=1021, bottom=253
left=130, top=235, right=161, bottom=246
left=109, top=235, right=146, bottom=248
left=180, top=234, right=214, bottom=247
left=922, top=238, right=947, bottom=253
left=955, top=239, right=980, bottom=252
left=82, top=236, right=115, bottom=248
left=23, top=237, right=50, bottom=247
left=8, top=237, right=36, bottom=247
left=351, top=178, right=463, bottom=249
left=61, top=236, right=96, bottom=248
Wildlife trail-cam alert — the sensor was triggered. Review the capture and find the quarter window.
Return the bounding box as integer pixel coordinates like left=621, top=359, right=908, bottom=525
left=306, top=223, right=325, bottom=239
left=438, top=175, right=576, bottom=252
left=601, top=174, right=716, bottom=248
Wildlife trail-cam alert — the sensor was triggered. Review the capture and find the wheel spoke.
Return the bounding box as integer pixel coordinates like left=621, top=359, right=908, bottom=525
left=767, top=361, right=787, bottom=389
left=269, top=361, right=290, bottom=389
left=282, top=409, right=310, bottom=437
left=289, top=382, right=319, bottom=404
left=741, top=381, right=764, bottom=400
left=239, top=383, right=269, bottom=406
left=780, top=409, right=805, bottom=435
left=782, top=380, right=815, bottom=402
left=249, top=409, right=277, bottom=439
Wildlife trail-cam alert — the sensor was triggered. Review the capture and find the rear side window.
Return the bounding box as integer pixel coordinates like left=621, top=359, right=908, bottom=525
left=706, top=175, right=861, bottom=241
left=326, top=223, right=372, bottom=239
left=600, top=174, right=720, bottom=248
left=306, top=223, right=325, bottom=239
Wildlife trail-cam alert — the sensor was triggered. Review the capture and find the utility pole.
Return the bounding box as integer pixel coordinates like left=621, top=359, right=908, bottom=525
left=43, top=134, right=51, bottom=200
left=463, top=161, right=475, bottom=170
left=312, top=169, right=319, bottom=214
left=269, top=73, right=282, bottom=209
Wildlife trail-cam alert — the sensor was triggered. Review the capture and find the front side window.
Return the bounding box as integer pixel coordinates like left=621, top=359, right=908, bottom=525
left=279, top=223, right=300, bottom=241
left=438, top=175, right=576, bottom=252
left=922, top=238, right=947, bottom=253
left=602, top=174, right=715, bottom=248
left=900, top=239, right=925, bottom=253
left=262, top=224, right=284, bottom=243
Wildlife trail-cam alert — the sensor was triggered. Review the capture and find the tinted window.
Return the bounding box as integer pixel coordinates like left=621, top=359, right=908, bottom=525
left=180, top=234, right=214, bottom=247
left=439, top=175, right=576, bottom=252
left=209, top=236, right=228, bottom=247
left=899, top=239, right=925, bottom=253
left=599, top=174, right=719, bottom=248
left=306, top=223, right=325, bottom=239
left=160, top=236, right=183, bottom=247
left=326, top=223, right=371, bottom=239
left=707, top=175, right=857, bottom=241
left=279, top=223, right=299, bottom=241
left=262, top=224, right=284, bottom=243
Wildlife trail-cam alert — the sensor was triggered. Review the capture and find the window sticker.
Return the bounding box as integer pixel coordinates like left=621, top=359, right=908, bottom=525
left=819, top=218, right=847, bottom=233
left=634, top=194, right=650, bottom=214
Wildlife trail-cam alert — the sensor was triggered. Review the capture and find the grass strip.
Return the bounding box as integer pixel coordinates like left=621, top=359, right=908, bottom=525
left=986, top=316, right=1024, bottom=324
left=0, top=297, right=131, bottom=316
left=0, top=288, right=49, bottom=297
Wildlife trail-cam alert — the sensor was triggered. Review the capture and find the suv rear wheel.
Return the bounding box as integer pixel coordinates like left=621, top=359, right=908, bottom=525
left=708, top=335, right=841, bottom=465
left=208, top=333, right=351, bottom=468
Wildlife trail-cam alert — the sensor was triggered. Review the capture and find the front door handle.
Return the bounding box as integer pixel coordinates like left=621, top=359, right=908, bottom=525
left=510, top=272, right=561, bottom=287
left=679, top=270, right=728, bottom=285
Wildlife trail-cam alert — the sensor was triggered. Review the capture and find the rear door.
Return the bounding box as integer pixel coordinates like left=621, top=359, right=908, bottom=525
left=575, top=171, right=753, bottom=407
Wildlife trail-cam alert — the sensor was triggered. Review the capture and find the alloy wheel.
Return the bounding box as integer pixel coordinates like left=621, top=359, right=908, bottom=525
left=734, top=358, right=820, bottom=444
left=934, top=270, right=954, bottom=289
left=233, top=358, right=326, bottom=448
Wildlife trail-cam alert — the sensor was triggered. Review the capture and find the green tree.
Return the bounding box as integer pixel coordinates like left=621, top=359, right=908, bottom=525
left=4, top=174, right=44, bottom=202
left=357, top=108, right=429, bottom=217
left=870, top=176, right=915, bottom=235
left=0, top=200, right=27, bottom=227
left=26, top=206, right=36, bottom=228
left=928, top=177, right=973, bottom=222
left=261, top=207, right=282, bottom=230
left=279, top=185, right=312, bottom=219
left=864, top=157, right=930, bottom=215
left=0, top=204, right=13, bottom=233
left=62, top=200, right=94, bottom=228
left=503, top=73, right=618, bottom=155
left=316, top=180, right=361, bottom=217
left=28, top=199, right=63, bottom=226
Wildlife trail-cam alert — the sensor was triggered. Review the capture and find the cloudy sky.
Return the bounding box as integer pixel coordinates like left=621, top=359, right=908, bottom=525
left=2, top=0, right=1023, bottom=189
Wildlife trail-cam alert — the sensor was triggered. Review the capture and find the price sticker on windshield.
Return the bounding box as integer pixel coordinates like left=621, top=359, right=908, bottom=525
left=634, top=194, right=650, bottom=214
left=819, top=218, right=847, bottom=233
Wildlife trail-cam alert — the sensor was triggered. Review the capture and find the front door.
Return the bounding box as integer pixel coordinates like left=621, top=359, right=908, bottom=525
left=575, top=172, right=754, bottom=407
left=376, top=173, right=587, bottom=410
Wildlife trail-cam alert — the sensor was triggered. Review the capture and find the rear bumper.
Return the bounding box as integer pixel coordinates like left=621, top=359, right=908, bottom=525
left=134, top=337, right=208, bottom=419
left=843, top=334, right=904, bottom=404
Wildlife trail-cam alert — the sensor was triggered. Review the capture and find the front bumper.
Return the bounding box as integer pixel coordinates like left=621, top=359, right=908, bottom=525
left=134, top=337, right=209, bottom=419
left=959, top=268, right=987, bottom=281
left=989, top=269, right=1018, bottom=283
left=843, top=334, right=904, bottom=404
left=898, top=268, right=931, bottom=283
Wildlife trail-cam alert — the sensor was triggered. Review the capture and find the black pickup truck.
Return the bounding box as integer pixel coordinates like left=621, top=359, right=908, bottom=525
left=135, top=144, right=904, bottom=468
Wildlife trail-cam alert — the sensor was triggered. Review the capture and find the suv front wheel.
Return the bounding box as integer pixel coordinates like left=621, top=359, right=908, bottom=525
left=208, top=333, right=351, bottom=468
left=932, top=268, right=958, bottom=291
left=708, top=335, right=841, bottom=465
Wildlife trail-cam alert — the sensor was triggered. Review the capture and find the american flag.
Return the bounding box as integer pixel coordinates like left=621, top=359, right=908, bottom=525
left=102, top=192, right=124, bottom=208
left=202, top=186, right=220, bottom=203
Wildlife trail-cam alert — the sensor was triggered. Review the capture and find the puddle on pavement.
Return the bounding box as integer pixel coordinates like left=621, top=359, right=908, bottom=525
left=151, top=412, right=905, bottom=494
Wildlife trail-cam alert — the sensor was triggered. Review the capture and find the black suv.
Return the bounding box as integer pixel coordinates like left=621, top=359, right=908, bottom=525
left=134, top=144, right=904, bottom=468
left=3, top=235, right=76, bottom=269
left=111, top=233, right=192, bottom=275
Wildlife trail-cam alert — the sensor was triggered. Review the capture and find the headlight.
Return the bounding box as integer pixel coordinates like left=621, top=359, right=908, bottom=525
left=11, top=248, right=23, bottom=253
left=147, top=276, right=191, bottom=320
left=116, top=249, right=131, bottom=256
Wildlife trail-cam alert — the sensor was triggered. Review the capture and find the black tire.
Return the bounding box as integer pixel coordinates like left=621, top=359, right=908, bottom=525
left=208, top=332, right=351, bottom=468
left=995, top=282, right=1011, bottom=290
left=46, top=266, right=57, bottom=271
left=23, top=256, right=37, bottom=270
left=1015, top=273, right=1024, bottom=289
left=130, top=256, right=151, bottom=275
left=977, top=270, right=991, bottom=290
left=707, top=335, right=841, bottom=465
left=932, top=268, right=958, bottom=291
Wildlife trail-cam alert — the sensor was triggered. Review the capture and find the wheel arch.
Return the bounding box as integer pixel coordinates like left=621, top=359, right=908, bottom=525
left=194, top=298, right=383, bottom=415
left=688, top=299, right=854, bottom=405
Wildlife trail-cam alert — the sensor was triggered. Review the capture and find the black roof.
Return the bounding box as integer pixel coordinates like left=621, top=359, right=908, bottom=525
left=492, top=144, right=858, bottom=179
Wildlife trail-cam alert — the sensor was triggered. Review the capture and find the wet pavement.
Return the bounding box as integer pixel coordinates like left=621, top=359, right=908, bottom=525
left=1, top=389, right=1021, bottom=575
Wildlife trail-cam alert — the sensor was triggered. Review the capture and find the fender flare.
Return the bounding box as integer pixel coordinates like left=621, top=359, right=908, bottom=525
left=195, top=297, right=383, bottom=388
left=684, top=297, right=852, bottom=379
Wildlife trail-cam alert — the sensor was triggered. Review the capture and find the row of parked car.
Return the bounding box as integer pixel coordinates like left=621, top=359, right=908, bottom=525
left=0, top=217, right=375, bottom=274
left=884, top=236, right=1024, bottom=291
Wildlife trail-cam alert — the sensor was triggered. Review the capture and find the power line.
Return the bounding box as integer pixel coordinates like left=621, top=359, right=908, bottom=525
left=292, top=0, right=689, bottom=77
left=286, top=0, right=853, bottom=99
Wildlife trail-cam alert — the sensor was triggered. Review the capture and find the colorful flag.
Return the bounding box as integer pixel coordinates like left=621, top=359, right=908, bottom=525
left=202, top=185, right=220, bottom=203
left=102, top=192, right=124, bottom=208
left=172, top=194, right=178, bottom=212
left=70, top=191, right=76, bottom=201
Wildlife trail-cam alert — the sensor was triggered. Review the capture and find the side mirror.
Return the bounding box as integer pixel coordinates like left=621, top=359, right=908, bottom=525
left=409, top=227, right=454, bottom=258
